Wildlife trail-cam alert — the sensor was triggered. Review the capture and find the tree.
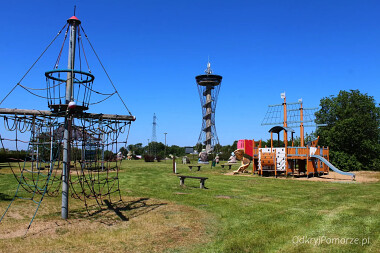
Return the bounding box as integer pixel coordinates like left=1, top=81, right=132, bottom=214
left=194, top=143, right=203, bottom=153
left=167, top=145, right=185, bottom=157
left=146, top=141, right=165, bottom=156
left=119, top=147, right=128, bottom=156
left=127, top=143, right=144, bottom=155
left=315, top=90, right=380, bottom=171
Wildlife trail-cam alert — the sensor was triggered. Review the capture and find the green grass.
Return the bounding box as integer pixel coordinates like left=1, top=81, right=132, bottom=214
left=0, top=160, right=379, bottom=252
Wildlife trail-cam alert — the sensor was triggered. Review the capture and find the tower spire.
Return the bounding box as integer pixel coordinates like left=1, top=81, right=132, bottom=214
left=205, top=61, right=212, bottom=74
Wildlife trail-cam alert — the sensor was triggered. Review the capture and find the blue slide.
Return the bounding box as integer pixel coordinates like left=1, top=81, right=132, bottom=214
left=310, top=155, right=355, bottom=179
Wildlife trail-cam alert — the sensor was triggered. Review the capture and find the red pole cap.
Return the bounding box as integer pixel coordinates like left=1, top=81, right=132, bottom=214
left=67, top=16, right=81, bottom=24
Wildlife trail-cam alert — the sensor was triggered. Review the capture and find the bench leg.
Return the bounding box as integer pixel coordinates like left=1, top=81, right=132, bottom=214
left=200, top=179, right=205, bottom=189
left=197, top=166, right=201, bottom=171
left=180, top=178, right=185, bottom=186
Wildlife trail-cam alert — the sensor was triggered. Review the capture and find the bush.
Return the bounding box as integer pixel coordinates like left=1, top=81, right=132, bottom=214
left=143, top=154, right=155, bottom=162
left=156, top=155, right=163, bottom=162
left=330, top=151, right=362, bottom=172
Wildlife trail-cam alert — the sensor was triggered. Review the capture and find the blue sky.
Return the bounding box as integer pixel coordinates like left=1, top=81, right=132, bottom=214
left=1, top=0, right=379, bottom=147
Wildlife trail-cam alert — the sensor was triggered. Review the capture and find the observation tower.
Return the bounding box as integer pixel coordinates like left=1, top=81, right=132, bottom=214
left=196, top=62, right=222, bottom=153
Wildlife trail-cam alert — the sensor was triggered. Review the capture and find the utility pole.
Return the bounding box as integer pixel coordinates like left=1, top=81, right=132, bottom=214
left=151, top=113, right=157, bottom=157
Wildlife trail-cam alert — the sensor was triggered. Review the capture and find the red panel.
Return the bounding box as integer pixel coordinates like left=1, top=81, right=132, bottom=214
left=244, top=140, right=253, bottom=157
left=237, top=139, right=253, bottom=156
left=237, top=140, right=245, bottom=149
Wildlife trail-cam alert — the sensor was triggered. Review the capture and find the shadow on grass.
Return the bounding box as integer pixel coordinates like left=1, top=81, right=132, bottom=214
left=70, top=197, right=167, bottom=224
left=0, top=193, right=13, bottom=201
left=0, top=163, right=10, bottom=170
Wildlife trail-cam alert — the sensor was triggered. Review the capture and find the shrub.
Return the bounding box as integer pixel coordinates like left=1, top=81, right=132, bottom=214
left=143, top=154, right=155, bottom=162
left=156, top=155, right=163, bottom=162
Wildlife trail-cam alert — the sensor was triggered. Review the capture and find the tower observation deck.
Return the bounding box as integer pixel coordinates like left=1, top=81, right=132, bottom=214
left=196, top=62, right=222, bottom=153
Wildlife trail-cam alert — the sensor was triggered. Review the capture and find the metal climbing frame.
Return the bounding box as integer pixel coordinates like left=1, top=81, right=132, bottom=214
left=0, top=14, right=135, bottom=234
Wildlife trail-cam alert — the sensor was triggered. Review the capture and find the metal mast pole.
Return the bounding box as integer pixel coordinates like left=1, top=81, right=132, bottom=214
left=62, top=16, right=80, bottom=219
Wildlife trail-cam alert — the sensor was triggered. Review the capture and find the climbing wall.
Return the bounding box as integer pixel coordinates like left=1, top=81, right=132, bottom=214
left=258, top=147, right=286, bottom=172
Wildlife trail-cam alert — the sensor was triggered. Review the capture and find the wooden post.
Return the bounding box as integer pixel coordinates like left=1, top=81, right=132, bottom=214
left=270, top=132, right=273, bottom=149
left=173, top=156, right=176, bottom=174
left=283, top=95, right=288, bottom=147
left=259, top=149, right=262, bottom=176
left=252, top=139, right=256, bottom=174
left=200, top=179, right=205, bottom=189
left=300, top=101, right=304, bottom=147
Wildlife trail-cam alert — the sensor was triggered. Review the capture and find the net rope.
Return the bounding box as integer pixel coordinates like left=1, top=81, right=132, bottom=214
left=0, top=20, right=134, bottom=235
left=261, top=102, right=319, bottom=128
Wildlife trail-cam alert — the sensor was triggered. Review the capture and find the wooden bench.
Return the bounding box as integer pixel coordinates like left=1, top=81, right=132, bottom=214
left=188, top=165, right=202, bottom=171
left=221, top=164, right=233, bottom=170
left=178, top=175, right=208, bottom=189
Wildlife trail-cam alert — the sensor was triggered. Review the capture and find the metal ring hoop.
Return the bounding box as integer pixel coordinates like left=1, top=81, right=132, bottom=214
left=45, top=69, right=95, bottom=84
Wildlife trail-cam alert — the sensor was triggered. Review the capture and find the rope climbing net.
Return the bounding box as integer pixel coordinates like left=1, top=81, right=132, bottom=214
left=0, top=15, right=134, bottom=235
left=261, top=102, right=319, bottom=128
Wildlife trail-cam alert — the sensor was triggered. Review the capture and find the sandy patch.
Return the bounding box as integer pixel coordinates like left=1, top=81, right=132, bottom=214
left=225, top=171, right=380, bottom=183
left=296, top=171, right=379, bottom=183
left=215, top=195, right=232, bottom=199
left=224, top=171, right=252, bottom=176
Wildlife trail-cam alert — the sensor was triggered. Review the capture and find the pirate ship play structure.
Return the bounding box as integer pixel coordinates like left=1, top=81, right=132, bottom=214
left=237, top=93, right=355, bottom=179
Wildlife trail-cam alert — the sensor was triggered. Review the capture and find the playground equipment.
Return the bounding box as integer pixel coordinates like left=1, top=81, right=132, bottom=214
left=232, top=149, right=251, bottom=174
left=0, top=13, right=135, bottom=233
left=237, top=93, right=355, bottom=179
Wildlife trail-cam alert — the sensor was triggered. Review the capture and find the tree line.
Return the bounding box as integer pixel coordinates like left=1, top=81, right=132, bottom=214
left=1, top=90, right=378, bottom=171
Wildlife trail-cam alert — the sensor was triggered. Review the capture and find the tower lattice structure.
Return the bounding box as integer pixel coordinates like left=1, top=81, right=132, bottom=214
left=196, top=62, right=222, bottom=153
left=151, top=113, right=157, bottom=156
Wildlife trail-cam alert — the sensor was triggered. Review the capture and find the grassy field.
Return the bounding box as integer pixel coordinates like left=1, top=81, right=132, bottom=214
left=0, top=160, right=379, bottom=252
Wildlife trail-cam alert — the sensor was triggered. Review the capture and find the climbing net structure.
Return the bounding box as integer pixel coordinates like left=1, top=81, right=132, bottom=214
left=261, top=101, right=319, bottom=128
left=0, top=14, right=135, bottom=234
